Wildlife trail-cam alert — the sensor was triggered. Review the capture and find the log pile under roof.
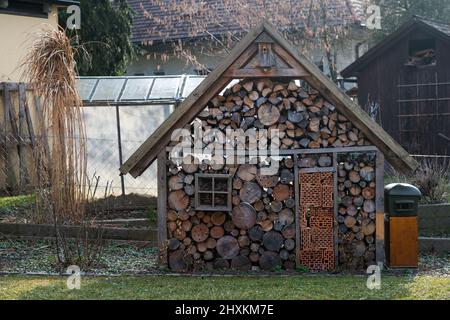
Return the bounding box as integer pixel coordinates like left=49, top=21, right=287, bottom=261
left=165, top=79, right=378, bottom=271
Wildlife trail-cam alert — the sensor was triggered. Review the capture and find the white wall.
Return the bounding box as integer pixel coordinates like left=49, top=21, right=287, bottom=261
left=0, top=5, right=59, bottom=82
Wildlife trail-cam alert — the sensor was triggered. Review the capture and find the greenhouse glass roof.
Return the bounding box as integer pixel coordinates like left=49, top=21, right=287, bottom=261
left=77, top=75, right=206, bottom=106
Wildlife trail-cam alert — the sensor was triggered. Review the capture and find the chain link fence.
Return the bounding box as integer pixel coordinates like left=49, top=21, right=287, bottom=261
left=0, top=83, right=173, bottom=198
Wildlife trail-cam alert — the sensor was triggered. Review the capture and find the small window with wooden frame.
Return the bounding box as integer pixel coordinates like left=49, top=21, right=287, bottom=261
left=195, top=173, right=232, bottom=211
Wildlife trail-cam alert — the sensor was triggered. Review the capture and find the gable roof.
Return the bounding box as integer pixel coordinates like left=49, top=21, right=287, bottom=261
left=120, top=20, right=419, bottom=177
left=128, top=0, right=364, bottom=44
left=342, top=16, right=450, bottom=77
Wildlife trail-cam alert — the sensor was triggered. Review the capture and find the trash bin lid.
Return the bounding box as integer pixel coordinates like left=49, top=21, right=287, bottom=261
left=384, top=183, right=422, bottom=197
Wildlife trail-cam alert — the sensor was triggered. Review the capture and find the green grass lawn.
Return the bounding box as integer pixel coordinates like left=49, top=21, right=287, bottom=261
left=0, top=275, right=449, bottom=300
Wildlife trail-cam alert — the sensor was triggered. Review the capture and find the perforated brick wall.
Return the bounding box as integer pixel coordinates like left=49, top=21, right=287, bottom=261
left=299, top=172, right=335, bottom=271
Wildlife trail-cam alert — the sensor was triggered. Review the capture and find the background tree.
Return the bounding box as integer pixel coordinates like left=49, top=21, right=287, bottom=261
left=140, top=0, right=360, bottom=83
left=62, top=0, right=135, bottom=76
left=370, top=0, right=450, bottom=43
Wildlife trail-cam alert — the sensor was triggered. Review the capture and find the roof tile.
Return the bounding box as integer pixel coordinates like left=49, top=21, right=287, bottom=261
left=128, top=0, right=364, bottom=44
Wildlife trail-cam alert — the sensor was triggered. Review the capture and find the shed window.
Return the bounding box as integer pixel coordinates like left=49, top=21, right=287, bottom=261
left=195, top=174, right=232, bottom=211
left=407, top=39, right=436, bottom=66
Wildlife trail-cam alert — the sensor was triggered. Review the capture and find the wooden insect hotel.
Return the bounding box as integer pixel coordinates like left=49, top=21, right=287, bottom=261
left=121, top=21, right=419, bottom=272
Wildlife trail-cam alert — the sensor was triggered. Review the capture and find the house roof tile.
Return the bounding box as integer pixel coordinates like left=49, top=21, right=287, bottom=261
left=128, top=0, right=364, bottom=44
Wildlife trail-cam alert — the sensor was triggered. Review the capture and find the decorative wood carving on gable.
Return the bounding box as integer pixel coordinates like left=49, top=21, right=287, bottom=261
left=223, top=32, right=310, bottom=78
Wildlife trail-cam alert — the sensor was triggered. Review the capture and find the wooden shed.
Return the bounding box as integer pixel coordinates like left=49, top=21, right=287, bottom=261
left=121, top=21, right=418, bottom=272
left=342, top=16, right=450, bottom=157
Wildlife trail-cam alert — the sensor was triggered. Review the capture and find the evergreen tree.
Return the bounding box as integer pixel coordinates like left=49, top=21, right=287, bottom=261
left=61, top=0, right=135, bottom=76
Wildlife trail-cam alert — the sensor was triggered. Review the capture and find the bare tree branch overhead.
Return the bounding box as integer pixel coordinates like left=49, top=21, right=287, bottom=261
left=130, top=0, right=364, bottom=81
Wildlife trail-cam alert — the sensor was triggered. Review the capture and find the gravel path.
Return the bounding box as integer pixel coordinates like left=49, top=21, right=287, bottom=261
left=0, top=238, right=448, bottom=276
left=419, top=253, right=450, bottom=277
left=0, top=239, right=158, bottom=275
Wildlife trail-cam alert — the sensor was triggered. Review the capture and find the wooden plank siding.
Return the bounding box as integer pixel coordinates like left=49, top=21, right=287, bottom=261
left=157, top=150, right=168, bottom=266
left=351, top=26, right=450, bottom=156
left=0, top=83, right=43, bottom=192
left=375, top=151, right=385, bottom=266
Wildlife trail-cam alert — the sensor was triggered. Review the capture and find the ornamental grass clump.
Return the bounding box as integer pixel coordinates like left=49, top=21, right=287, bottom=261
left=21, top=26, right=101, bottom=266
left=391, top=158, right=450, bottom=204
left=411, top=159, right=450, bottom=204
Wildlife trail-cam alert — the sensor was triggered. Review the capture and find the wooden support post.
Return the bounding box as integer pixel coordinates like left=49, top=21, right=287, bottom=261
left=332, top=152, right=339, bottom=266
left=375, top=151, right=385, bottom=266
left=18, top=83, right=29, bottom=187
left=293, top=154, right=300, bottom=267
left=157, top=150, right=168, bottom=266
left=115, top=104, right=125, bottom=196
left=20, top=84, right=37, bottom=152
left=299, top=167, right=335, bottom=173
left=21, top=84, right=39, bottom=187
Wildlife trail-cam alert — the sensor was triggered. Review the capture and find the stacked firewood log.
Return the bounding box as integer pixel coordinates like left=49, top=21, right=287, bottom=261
left=336, top=153, right=376, bottom=269
left=170, top=79, right=370, bottom=150
left=165, top=79, right=374, bottom=271
left=167, top=158, right=297, bottom=272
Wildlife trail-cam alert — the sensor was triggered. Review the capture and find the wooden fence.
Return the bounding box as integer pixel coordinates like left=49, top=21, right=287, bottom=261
left=1, top=81, right=164, bottom=197
left=0, top=82, right=45, bottom=194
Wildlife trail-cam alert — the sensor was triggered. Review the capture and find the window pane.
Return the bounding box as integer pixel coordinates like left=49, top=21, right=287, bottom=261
left=214, top=193, right=228, bottom=207
left=198, top=177, right=213, bottom=192
left=199, top=193, right=213, bottom=207
left=77, top=78, right=98, bottom=101
left=120, top=78, right=154, bottom=101
left=182, top=76, right=204, bottom=98
left=214, top=178, right=229, bottom=192
left=91, top=78, right=126, bottom=101
left=149, top=77, right=179, bottom=99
